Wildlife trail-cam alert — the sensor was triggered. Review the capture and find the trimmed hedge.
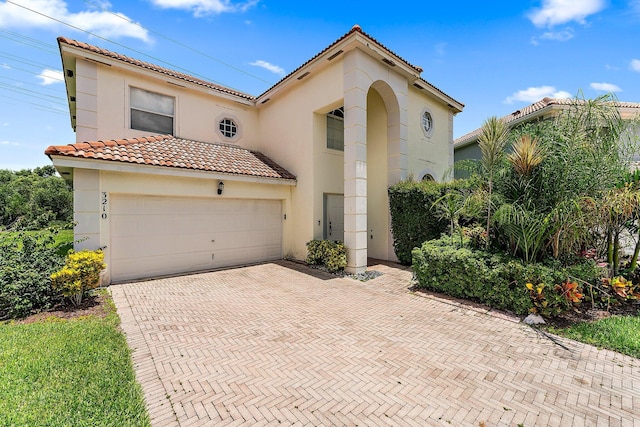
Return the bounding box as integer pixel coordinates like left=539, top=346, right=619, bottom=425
left=388, top=179, right=476, bottom=264
left=411, top=237, right=600, bottom=315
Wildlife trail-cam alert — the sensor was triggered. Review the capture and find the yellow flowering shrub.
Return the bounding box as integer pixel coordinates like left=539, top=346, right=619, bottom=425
left=50, top=249, right=106, bottom=306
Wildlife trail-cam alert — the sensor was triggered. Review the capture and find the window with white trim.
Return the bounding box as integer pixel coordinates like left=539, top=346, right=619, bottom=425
left=327, top=107, right=344, bottom=151
left=219, top=118, right=238, bottom=138
left=130, top=87, right=174, bottom=134
left=421, top=109, right=433, bottom=136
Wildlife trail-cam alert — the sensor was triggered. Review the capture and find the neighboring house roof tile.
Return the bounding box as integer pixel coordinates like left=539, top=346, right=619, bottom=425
left=44, top=135, right=297, bottom=181
left=453, top=97, right=640, bottom=148
left=57, top=37, right=256, bottom=101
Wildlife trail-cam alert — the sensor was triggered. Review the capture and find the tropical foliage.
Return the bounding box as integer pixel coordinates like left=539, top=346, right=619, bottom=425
left=393, top=93, right=640, bottom=317
left=0, top=166, right=73, bottom=230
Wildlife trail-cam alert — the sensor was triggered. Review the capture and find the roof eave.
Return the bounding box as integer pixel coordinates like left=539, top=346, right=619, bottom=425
left=58, top=42, right=76, bottom=131
left=58, top=40, right=256, bottom=107
left=47, top=155, right=297, bottom=186
left=256, top=28, right=462, bottom=109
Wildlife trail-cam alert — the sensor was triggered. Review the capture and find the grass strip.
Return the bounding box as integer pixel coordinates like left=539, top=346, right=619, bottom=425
left=0, top=294, right=150, bottom=426
left=551, top=315, right=640, bottom=359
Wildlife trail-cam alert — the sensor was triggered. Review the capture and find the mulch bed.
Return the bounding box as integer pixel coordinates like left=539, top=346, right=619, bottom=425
left=12, top=291, right=111, bottom=324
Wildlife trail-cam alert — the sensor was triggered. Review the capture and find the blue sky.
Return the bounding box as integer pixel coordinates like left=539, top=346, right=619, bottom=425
left=0, top=0, right=639, bottom=169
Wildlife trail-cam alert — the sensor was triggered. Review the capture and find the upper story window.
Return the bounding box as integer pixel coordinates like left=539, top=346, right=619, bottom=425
left=130, top=87, right=174, bottom=134
left=421, top=109, right=433, bottom=136
left=327, top=107, right=344, bottom=151
left=219, top=118, right=237, bottom=138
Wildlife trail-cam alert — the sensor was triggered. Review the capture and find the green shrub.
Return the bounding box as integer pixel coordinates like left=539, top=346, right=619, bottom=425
left=0, top=229, right=66, bottom=320
left=51, top=250, right=106, bottom=306
left=411, top=237, right=601, bottom=315
left=388, top=179, right=477, bottom=265
left=305, top=240, right=347, bottom=273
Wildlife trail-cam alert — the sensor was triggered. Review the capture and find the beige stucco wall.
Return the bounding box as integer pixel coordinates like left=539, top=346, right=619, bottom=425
left=257, top=61, right=345, bottom=259
left=81, top=60, right=260, bottom=149
left=407, top=86, right=454, bottom=182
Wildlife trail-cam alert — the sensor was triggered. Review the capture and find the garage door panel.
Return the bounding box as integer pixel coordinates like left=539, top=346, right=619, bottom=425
left=110, top=195, right=282, bottom=282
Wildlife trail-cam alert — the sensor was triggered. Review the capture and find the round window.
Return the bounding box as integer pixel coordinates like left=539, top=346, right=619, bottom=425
left=421, top=111, right=433, bottom=134
left=219, top=118, right=237, bottom=138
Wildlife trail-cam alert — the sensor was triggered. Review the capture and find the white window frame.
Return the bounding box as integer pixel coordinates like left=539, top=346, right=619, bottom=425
left=216, top=113, right=242, bottom=142
left=420, top=107, right=434, bottom=137
left=130, top=87, right=175, bottom=135
left=326, top=107, right=344, bottom=151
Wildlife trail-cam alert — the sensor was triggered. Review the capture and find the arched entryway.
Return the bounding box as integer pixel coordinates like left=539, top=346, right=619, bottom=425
left=366, top=81, right=401, bottom=260
left=343, top=50, right=407, bottom=273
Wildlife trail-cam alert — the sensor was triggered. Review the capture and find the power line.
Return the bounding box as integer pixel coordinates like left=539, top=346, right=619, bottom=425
left=5, top=0, right=255, bottom=92
left=0, top=51, right=59, bottom=71
left=0, top=93, right=67, bottom=115
left=83, top=0, right=273, bottom=85
left=0, top=63, right=65, bottom=83
left=0, top=29, right=58, bottom=54
left=0, top=74, right=64, bottom=93
left=0, top=81, right=67, bottom=102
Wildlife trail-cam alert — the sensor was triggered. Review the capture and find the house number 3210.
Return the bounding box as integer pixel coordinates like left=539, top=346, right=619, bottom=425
left=101, top=192, right=108, bottom=219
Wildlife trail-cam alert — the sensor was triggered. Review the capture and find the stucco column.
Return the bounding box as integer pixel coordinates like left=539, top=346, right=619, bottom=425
left=343, top=51, right=369, bottom=273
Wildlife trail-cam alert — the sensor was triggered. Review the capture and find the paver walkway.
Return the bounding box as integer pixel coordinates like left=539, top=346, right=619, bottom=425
left=111, top=260, right=640, bottom=426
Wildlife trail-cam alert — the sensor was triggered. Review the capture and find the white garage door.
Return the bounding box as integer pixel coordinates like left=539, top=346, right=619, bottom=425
left=110, top=194, right=282, bottom=282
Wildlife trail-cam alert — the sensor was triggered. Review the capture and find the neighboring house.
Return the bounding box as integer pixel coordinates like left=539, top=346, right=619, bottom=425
left=45, top=25, right=464, bottom=283
left=454, top=97, right=640, bottom=165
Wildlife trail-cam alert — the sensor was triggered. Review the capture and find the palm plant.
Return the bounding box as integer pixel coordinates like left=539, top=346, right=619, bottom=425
left=507, top=135, right=544, bottom=176
left=478, top=116, right=509, bottom=248
left=493, top=203, right=553, bottom=263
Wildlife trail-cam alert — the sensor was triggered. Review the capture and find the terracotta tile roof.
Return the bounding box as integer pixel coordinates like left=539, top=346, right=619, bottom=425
left=453, top=97, right=640, bottom=147
left=58, top=37, right=255, bottom=101
left=45, top=135, right=296, bottom=181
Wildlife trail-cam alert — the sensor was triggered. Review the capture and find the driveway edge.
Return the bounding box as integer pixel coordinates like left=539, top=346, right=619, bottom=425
left=110, top=285, right=179, bottom=427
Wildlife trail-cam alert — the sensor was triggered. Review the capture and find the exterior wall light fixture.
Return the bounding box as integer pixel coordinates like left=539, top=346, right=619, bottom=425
left=217, top=181, right=224, bottom=195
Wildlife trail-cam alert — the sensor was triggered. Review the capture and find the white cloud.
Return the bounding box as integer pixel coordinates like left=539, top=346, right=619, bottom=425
left=504, top=86, right=572, bottom=104
left=434, top=42, right=447, bottom=56
left=631, top=59, right=640, bottom=72
left=590, top=82, right=622, bottom=92
left=529, top=0, right=606, bottom=27
left=539, top=28, right=574, bottom=41
left=150, top=0, right=258, bottom=17
left=0, top=141, right=20, bottom=146
left=249, top=60, right=285, bottom=77
left=37, top=69, right=64, bottom=85
left=0, top=0, right=149, bottom=42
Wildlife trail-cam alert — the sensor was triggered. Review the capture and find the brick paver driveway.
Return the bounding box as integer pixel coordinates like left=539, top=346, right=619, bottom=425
left=111, top=260, right=639, bottom=426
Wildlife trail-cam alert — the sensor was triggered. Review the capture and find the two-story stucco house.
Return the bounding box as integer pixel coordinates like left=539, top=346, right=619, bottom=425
left=45, top=25, right=464, bottom=283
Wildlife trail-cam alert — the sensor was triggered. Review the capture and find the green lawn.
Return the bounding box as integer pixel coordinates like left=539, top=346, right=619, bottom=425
left=0, top=294, right=150, bottom=426
left=551, top=315, right=640, bottom=359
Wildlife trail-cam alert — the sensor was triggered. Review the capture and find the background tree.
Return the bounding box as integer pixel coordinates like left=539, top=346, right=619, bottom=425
left=0, top=167, right=72, bottom=230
